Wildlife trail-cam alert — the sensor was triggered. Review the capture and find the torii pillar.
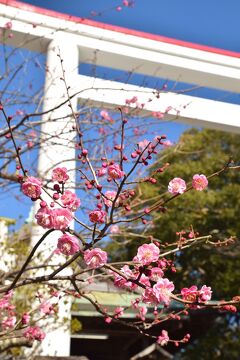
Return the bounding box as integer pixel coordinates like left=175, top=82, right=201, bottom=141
left=31, top=37, right=78, bottom=356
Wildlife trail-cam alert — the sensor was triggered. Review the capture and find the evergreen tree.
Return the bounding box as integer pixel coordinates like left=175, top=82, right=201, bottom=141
left=106, top=128, right=240, bottom=358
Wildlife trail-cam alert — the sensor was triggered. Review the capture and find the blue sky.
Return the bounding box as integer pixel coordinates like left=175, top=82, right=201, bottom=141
left=1, top=0, right=240, bottom=225
left=20, top=0, right=240, bottom=51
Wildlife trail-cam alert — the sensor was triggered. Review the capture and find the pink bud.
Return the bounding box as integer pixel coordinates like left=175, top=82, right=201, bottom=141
left=82, top=149, right=88, bottom=156
left=53, top=193, right=59, bottom=200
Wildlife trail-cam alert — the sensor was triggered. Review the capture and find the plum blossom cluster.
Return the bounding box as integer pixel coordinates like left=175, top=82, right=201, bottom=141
left=111, top=243, right=213, bottom=311
left=108, top=163, right=125, bottom=180
left=92, top=162, right=125, bottom=184
left=35, top=206, right=73, bottom=230
left=181, top=285, right=212, bottom=303
left=103, top=190, right=119, bottom=208
left=60, top=190, right=81, bottom=211
left=22, top=167, right=80, bottom=203
left=157, top=330, right=169, bottom=346
left=5, top=103, right=237, bottom=355
left=115, top=0, right=135, bottom=11
left=89, top=209, right=106, bottom=224
left=156, top=331, right=190, bottom=347
left=0, top=291, right=17, bottom=332
left=168, top=174, right=208, bottom=195
left=105, top=241, right=213, bottom=347
left=23, top=326, right=45, bottom=342
left=0, top=287, right=62, bottom=343
left=100, top=109, right=113, bottom=122
left=131, top=135, right=167, bottom=162
left=142, top=278, right=175, bottom=306
left=40, top=300, right=55, bottom=315
left=111, top=243, right=175, bottom=305
left=20, top=167, right=81, bottom=231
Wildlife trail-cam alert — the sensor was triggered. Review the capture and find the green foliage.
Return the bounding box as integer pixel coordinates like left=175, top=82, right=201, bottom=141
left=106, top=128, right=240, bottom=358
left=109, top=128, right=240, bottom=296
left=145, top=128, right=240, bottom=297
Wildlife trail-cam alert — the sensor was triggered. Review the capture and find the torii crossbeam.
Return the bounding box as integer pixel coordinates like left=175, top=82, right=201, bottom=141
left=1, top=0, right=240, bottom=133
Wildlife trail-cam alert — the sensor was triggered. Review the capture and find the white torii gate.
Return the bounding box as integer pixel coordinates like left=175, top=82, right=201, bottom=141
left=1, top=0, right=240, bottom=356
left=1, top=0, right=240, bottom=134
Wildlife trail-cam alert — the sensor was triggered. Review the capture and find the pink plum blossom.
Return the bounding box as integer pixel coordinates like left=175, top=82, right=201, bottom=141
left=199, top=285, right=212, bottom=302
left=138, top=139, right=150, bottom=151
left=125, top=96, right=138, bottom=105
left=22, top=176, right=42, bottom=199
left=221, top=305, right=237, bottom=313
left=181, top=285, right=198, bottom=302
left=61, top=190, right=81, bottom=211
left=162, top=140, right=173, bottom=148
left=113, top=265, right=137, bottom=290
left=52, top=167, right=69, bottom=183
left=51, top=208, right=73, bottom=230
left=152, top=111, right=164, bottom=119
left=40, top=301, right=55, bottom=315
left=110, top=225, right=120, bottom=234
left=36, top=206, right=73, bottom=230
left=100, top=110, right=112, bottom=122
left=1, top=316, right=16, bottom=330
left=57, top=234, right=80, bottom=256
left=96, top=168, right=107, bottom=177
left=104, top=191, right=119, bottom=208
left=133, top=243, right=160, bottom=265
left=138, top=273, right=151, bottom=287
left=114, top=306, right=124, bottom=318
left=27, top=140, right=34, bottom=149
left=137, top=306, right=148, bottom=321
left=23, top=326, right=46, bottom=341
left=108, top=164, right=124, bottom=180
left=0, top=297, right=10, bottom=309
left=35, top=206, right=53, bottom=229
left=5, top=21, right=12, bottom=29
left=22, top=312, right=30, bottom=325
left=153, top=279, right=175, bottom=305
left=142, top=278, right=174, bottom=305
left=157, top=330, right=169, bottom=346
left=192, top=174, right=208, bottom=191
left=105, top=317, right=112, bottom=323
left=132, top=299, right=140, bottom=309
left=84, top=248, right=108, bottom=268
left=0, top=292, right=13, bottom=309
left=142, top=287, right=158, bottom=304
left=29, top=130, right=36, bottom=137
left=168, top=177, right=186, bottom=194
left=4, top=291, right=13, bottom=300
left=89, top=209, right=106, bottom=223
left=150, top=267, right=164, bottom=282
